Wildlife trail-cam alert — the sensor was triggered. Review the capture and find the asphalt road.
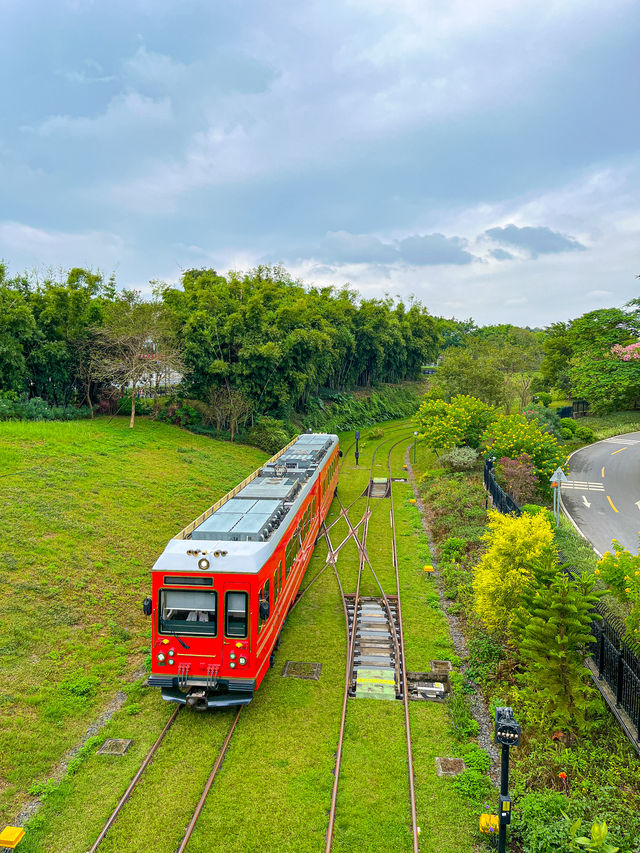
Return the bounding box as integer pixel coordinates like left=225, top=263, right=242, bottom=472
left=561, top=432, right=640, bottom=556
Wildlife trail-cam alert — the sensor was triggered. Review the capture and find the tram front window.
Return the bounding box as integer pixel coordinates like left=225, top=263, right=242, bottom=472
left=159, top=590, right=217, bottom=636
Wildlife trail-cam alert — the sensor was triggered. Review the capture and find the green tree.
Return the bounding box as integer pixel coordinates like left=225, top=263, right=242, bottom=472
left=0, top=270, right=36, bottom=393
left=518, top=571, right=602, bottom=734
left=540, top=305, right=640, bottom=404
left=570, top=348, right=640, bottom=414
left=93, top=292, right=183, bottom=428
left=161, top=265, right=437, bottom=419
left=430, top=342, right=507, bottom=407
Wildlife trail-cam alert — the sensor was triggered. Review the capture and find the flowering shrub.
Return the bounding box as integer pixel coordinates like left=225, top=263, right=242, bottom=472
left=482, top=413, right=566, bottom=488
left=522, top=402, right=562, bottom=436
left=597, top=540, right=640, bottom=638
left=416, top=394, right=497, bottom=450
left=611, top=342, right=640, bottom=360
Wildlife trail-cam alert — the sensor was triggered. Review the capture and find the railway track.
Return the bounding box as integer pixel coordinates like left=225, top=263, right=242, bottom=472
left=86, top=705, right=241, bottom=853
left=324, top=432, right=420, bottom=853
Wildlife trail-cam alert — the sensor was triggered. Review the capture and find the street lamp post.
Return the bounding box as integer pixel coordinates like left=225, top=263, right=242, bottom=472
left=355, top=430, right=360, bottom=467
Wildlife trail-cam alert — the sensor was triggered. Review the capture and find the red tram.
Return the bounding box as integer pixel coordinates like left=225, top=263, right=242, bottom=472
left=145, top=433, right=339, bottom=709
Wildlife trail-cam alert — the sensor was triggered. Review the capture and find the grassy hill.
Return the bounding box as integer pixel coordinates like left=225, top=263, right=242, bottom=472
left=0, top=417, right=266, bottom=825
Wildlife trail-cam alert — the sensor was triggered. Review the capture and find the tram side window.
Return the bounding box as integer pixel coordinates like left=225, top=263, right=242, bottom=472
left=225, top=591, right=248, bottom=638
left=292, top=527, right=299, bottom=563
left=312, top=497, right=316, bottom=519
left=274, top=561, right=281, bottom=603
left=160, top=590, right=217, bottom=636
left=258, top=580, right=270, bottom=633
left=285, top=541, right=292, bottom=577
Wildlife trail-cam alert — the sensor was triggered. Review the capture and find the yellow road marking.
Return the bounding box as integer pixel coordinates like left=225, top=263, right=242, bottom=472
left=611, top=447, right=627, bottom=455
left=607, top=496, right=619, bottom=513
left=601, top=466, right=605, bottom=478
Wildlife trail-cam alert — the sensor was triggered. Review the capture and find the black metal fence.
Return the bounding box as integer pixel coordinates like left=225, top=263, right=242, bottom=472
left=483, top=460, right=521, bottom=516
left=483, top=459, right=640, bottom=746
left=591, top=613, right=640, bottom=743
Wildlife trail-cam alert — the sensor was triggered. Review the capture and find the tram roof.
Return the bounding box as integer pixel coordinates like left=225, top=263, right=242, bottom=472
left=151, top=433, right=338, bottom=575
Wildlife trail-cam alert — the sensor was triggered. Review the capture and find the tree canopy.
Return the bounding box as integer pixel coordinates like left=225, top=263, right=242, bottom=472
left=0, top=264, right=439, bottom=422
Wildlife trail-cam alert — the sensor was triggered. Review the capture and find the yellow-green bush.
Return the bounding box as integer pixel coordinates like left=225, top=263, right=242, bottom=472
left=473, top=509, right=557, bottom=641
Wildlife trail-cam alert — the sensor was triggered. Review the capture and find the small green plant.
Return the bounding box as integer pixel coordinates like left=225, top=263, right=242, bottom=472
left=451, top=768, right=493, bottom=805
left=28, top=778, right=60, bottom=800
left=597, top=539, right=640, bottom=638
left=447, top=691, right=479, bottom=740
left=440, top=537, right=467, bottom=561
left=560, top=417, right=577, bottom=434
left=518, top=570, right=603, bottom=734
left=522, top=402, right=562, bottom=436
left=367, top=426, right=384, bottom=439
left=458, top=742, right=491, bottom=772
left=561, top=427, right=574, bottom=439
left=565, top=814, right=619, bottom=852
left=60, top=675, right=100, bottom=699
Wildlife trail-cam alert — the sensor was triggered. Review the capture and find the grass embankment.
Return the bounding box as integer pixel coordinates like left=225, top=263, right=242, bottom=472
left=0, top=418, right=266, bottom=830
left=587, top=410, right=640, bottom=440
left=8, top=417, right=476, bottom=852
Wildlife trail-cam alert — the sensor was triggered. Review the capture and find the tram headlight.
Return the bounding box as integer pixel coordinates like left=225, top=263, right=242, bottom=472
left=198, top=558, right=210, bottom=570
left=229, top=653, right=236, bottom=660
left=239, top=657, right=247, bottom=666
left=229, top=662, right=236, bottom=669
left=157, top=652, right=166, bottom=663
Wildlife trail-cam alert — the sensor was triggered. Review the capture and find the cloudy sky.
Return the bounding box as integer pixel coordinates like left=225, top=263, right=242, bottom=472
left=1, top=0, right=639, bottom=325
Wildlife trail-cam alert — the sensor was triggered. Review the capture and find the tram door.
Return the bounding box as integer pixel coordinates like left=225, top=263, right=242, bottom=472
left=222, top=583, right=251, bottom=668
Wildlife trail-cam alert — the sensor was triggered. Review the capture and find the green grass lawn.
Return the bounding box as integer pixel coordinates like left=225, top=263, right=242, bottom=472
left=2, top=417, right=478, bottom=852
left=0, top=417, right=266, bottom=827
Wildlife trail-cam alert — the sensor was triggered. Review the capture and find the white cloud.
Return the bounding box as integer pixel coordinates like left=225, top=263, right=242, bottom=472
left=122, top=46, right=188, bottom=88
left=25, top=92, right=172, bottom=137
left=0, top=222, right=125, bottom=272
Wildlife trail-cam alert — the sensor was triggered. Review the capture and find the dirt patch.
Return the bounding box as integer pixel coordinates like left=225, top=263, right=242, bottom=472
left=435, top=756, right=466, bottom=777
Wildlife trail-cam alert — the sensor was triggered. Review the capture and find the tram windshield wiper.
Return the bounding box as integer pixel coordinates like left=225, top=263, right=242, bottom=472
left=165, top=627, right=190, bottom=650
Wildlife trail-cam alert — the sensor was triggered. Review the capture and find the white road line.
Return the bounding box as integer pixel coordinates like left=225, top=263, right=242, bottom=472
left=563, top=483, right=604, bottom=491
left=582, top=496, right=591, bottom=508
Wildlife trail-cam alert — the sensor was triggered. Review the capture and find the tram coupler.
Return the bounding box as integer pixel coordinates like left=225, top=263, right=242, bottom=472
left=186, top=688, right=209, bottom=711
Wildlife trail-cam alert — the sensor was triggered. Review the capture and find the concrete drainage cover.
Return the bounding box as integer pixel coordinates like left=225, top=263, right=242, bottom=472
left=282, top=661, right=322, bottom=680
left=435, top=757, right=466, bottom=778
left=430, top=660, right=453, bottom=673
left=96, top=739, right=133, bottom=756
